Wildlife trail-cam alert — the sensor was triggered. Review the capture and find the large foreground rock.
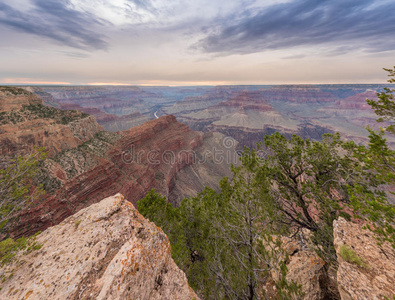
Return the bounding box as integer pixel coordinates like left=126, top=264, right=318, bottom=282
left=0, top=194, right=199, bottom=300
left=333, top=217, right=395, bottom=300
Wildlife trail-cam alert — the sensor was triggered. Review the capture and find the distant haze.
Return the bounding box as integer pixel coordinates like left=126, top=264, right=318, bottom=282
left=0, top=0, right=394, bottom=86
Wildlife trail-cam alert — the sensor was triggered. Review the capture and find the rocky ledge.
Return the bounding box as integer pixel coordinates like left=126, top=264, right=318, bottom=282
left=0, top=194, right=199, bottom=300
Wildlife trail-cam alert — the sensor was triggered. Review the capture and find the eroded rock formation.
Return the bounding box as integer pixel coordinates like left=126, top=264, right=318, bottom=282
left=6, top=115, right=205, bottom=237
left=0, top=87, right=103, bottom=157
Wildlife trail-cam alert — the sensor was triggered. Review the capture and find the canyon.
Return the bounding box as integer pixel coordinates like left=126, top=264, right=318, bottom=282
left=1, top=84, right=394, bottom=299
left=28, top=84, right=395, bottom=150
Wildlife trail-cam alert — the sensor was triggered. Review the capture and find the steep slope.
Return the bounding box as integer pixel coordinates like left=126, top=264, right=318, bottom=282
left=22, top=86, right=61, bottom=108
left=167, top=132, right=237, bottom=203
left=0, top=194, right=199, bottom=300
left=40, top=86, right=159, bottom=116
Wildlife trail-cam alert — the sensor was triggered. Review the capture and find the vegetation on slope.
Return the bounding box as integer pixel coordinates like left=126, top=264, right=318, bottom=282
left=0, top=148, right=47, bottom=227
left=339, top=244, right=369, bottom=269
left=0, top=103, right=89, bottom=125
left=0, top=232, right=42, bottom=267
left=137, top=66, right=395, bottom=299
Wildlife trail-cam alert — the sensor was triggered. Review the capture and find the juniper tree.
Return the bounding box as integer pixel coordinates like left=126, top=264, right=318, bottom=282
left=259, top=132, right=368, bottom=263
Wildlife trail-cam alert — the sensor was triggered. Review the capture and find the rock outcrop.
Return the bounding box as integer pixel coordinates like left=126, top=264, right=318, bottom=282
left=22, top=86, right=61, bottom=108
left=286, top=249, right=329, bottom=299
left=38, top=86, right=160, bottom=117
left=0, top=86, right=43, bottom=111
left=0, top=87, right=103, bottom=157
left=333, top=217, right=395, bottom=300
left=0, top=194, right=199, bottom=300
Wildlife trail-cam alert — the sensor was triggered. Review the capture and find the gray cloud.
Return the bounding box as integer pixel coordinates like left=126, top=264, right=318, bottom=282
left=197, top=0, right=395, bottom=55
left=0, top=0, right=108, bottom=50
left=282, top=54, right=306, bottom=60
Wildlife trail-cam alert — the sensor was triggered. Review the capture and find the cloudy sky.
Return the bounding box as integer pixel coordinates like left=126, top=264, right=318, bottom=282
left=0, top=0, right=394, bottom=85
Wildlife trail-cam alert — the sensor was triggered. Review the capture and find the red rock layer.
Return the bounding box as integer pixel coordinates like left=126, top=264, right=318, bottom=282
left=0, top=116, right=103, bottom=157
left=10, top=115, right=203, bottom=238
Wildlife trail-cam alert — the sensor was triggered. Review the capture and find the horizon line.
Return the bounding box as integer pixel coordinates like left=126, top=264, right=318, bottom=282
left=1, top=83, right=393, bottom=88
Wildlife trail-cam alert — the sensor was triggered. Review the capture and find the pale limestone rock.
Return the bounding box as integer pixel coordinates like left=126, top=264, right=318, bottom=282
left=0, top=194, right=199, bottom=300
left=333, top=217, right=395, bottom=300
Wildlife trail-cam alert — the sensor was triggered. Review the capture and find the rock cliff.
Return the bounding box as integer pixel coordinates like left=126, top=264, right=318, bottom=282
left=0, top=194, right=199, bottom=300
left=269, top=216, right=395, bottom=300
left=22, top=86, right=61, bottom=108
left=56, top=103, right=151, bottom=132
left=333, top=217, right=395, bottom=300
left=269, top=233, right=338, bottom=300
